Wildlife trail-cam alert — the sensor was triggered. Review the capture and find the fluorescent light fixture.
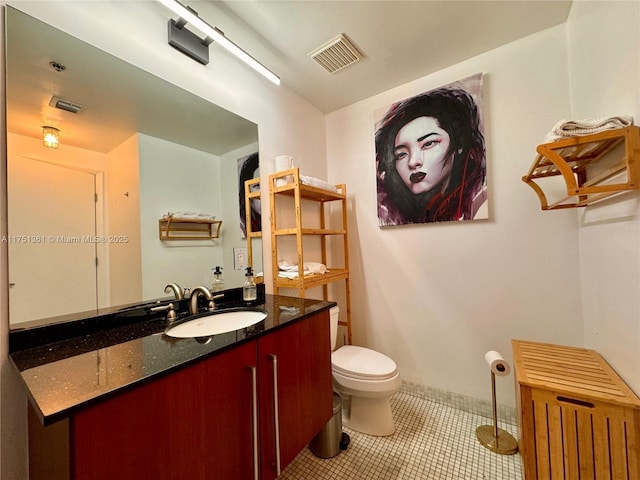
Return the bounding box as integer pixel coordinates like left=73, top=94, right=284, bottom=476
left=156, top=0, right=280, bottom=85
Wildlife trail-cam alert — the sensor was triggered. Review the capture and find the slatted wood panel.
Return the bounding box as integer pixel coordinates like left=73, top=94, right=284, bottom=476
left=512, top=340, right=640, bottom=480
left=522, top=126, right=640, bottom=210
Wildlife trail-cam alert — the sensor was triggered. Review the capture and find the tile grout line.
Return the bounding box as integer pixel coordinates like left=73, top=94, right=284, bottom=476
left=279, top=391, right=523, bottom=480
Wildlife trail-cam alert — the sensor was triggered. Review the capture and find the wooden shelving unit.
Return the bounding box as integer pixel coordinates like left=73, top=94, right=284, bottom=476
left=158, top=218, right=222, bottom=240
left=522, top=126, right=640, bottom=210
left=244, top=177, right=262, bottom=270
left=269, top=168, right=352, bottom=344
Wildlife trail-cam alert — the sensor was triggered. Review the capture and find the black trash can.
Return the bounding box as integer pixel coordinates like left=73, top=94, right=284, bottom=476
left=309, top=393, right=343, bottom=458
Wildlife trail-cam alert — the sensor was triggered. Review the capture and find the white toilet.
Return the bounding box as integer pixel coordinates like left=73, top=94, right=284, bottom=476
left=329, top=307, right=401, bottom=436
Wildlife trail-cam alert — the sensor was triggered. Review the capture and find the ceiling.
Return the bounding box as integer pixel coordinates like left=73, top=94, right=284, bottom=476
left=5, top=5, right=258, bottom=155
left=215, top=0, right=573, bottom=113
left=5, top=1, right=573, bottom=154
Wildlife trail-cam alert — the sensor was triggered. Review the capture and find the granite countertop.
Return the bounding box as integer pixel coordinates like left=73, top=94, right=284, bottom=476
left=10, top=294, right=335, bottom=425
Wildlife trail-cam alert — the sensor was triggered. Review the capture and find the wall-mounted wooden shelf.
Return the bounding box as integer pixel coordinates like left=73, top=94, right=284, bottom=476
left=158, top=218, right=222, bottom=240
left=522, top=126, right=640, bottom=210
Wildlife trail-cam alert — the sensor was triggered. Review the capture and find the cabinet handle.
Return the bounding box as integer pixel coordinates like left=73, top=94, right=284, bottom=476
left=270, top=354, right=282, bottom=475
left=249, top=365, right=259, bottom=480
left=557, top=396, right=595, bottom=409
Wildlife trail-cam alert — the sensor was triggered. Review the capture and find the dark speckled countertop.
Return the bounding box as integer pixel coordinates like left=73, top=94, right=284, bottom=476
left=10, top=294, right=335, bottom=425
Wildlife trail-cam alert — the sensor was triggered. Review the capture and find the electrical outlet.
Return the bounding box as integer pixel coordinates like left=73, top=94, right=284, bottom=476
left=233, top=247, right=247, bottom=270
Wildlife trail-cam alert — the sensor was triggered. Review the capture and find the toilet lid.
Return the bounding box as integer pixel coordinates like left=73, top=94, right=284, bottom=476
left=332, top=345, right=398, bottom=380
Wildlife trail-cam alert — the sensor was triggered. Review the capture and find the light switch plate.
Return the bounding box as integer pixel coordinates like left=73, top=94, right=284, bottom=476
left=233, top=247, right=247, bottom=270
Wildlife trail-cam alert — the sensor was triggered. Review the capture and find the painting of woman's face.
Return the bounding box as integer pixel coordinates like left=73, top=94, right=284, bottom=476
left=393, top=116, right=453, bottom=195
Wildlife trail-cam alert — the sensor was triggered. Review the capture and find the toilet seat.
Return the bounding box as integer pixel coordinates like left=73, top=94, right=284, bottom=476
left=332, top=345, right=398, bottom=381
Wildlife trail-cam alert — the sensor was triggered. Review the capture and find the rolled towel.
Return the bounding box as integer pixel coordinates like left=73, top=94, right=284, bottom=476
left=305, top=262, right=327, bottom=274
left=544, top=116, right=634, bottom=143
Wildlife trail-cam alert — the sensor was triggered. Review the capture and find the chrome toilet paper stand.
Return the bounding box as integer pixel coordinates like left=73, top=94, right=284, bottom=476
left=475, top=366, right=518, bottom=455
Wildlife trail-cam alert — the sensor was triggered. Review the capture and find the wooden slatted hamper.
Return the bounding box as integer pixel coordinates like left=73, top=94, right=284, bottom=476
left=512, top=340, right=640, bottom=480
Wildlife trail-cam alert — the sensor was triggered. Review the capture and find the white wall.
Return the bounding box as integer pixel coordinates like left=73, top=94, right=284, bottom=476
left=3, top=1, right=638, bottom=478
left=0, top=1, right=327, bottom=477
left=139, top=133, right=224, bottom=297
left=326, top=25, right=585, bottom=407
left=568, top=0, right=640, bottom=393
left=107, top=134, right=142, bottom=306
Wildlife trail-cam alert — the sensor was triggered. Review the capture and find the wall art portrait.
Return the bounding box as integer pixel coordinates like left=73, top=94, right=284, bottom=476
left=375, top=73, right=487, bottom=227
left=238, top=152, right=261, bottom=237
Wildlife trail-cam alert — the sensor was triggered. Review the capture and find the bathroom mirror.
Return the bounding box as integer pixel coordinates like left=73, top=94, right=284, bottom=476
left=5, top=6, right=262, bottom=327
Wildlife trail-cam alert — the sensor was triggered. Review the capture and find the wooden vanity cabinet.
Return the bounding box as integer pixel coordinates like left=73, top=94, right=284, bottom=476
left=258, top=309, right=333, bottom=480
left=28, top=310, right=333, bottom=480
left=62, top=340, right=256, bottom=480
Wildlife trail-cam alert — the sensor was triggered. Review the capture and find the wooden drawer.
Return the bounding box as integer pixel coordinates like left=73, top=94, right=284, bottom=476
left=512, top=340, right=640, bottom=480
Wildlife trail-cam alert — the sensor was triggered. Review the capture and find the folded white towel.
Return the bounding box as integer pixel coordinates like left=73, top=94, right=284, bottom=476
left=163, top=211, right=216, bottom=222
left=544, top=116, right=634, bottom=143
left=278, top=260, right=327, bottom=275
left=299, top=175, right=338, bottom=193
left=278, top=271, right=310, bottom=279
left=278, top=260, right=299, bottom=272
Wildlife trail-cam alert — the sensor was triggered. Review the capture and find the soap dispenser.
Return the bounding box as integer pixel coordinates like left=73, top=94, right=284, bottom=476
left=211, top=266, right=224, bottom=293
left=243, top=267, right=257, bottom=302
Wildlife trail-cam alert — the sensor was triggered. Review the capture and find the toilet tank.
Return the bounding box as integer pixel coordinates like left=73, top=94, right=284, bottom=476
left=330, top=306, right=340, bottom=351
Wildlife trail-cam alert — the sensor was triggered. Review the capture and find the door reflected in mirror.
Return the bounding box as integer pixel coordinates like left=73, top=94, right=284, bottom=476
left=5, top=6, right=261, bottom=328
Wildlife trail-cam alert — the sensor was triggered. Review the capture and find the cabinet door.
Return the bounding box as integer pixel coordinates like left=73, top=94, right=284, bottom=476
left=258, top=311, right=333, bottom=480
left=71, top=341, right=258, bottom=480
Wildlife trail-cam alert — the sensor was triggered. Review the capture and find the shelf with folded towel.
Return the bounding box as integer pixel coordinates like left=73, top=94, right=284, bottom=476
left=270, top=167, right=345, bottom=202
left=522, top=126, right=640, bottom=210
left=274, top=268, right=349, bottom=290
left=158, top=217, right=222, bottom=240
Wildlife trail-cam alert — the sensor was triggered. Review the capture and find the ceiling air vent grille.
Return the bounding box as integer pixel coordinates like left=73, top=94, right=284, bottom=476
left=308, top=34, right=362, bottom=74
left=49, top=96, right=87, bottom=114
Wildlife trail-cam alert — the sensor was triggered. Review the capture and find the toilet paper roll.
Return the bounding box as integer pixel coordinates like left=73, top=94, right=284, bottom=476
left=484, top=350, right=511, bottom=377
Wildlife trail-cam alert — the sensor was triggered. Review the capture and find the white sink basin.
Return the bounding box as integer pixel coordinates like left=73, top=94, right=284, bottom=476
left=165, top=309, right=267, bottom=338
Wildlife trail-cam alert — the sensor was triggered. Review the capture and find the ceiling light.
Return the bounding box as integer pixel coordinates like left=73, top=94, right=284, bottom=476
left=42, top=126, right=60, bottom=149
left=156, top=0, right=280, bottom=85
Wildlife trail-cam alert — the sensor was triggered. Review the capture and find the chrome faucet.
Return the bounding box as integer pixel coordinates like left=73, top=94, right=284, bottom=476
left=164, top=283, right=184, bottom=300
left=189, top=286, right=224, bottom=315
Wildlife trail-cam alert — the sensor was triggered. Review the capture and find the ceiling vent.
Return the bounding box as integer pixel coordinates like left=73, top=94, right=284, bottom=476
left=49, top=96, right=87, bottom=114
left=308, top=34, right=362, bottom=74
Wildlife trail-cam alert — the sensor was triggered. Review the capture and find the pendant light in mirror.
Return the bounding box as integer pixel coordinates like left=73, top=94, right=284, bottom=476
left=42, top=126, right=60, bottom=149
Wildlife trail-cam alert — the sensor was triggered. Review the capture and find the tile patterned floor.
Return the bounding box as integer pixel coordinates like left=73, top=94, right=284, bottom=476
left=279, top=391, right=522, bottom=479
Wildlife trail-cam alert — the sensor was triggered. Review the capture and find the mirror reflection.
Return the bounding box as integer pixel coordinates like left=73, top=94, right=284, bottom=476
left=5, top=7, right=262, bottom=328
